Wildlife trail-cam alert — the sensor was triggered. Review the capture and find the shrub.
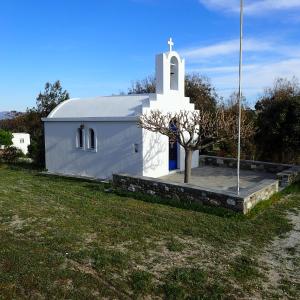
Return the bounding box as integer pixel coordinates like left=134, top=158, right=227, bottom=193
left=0, top=129, right=13, bottom=147
left=255, top=78, right=300, bottom=164
left=1, top=146, right=23, bottom=163
left=28, top=136, right=45, bottom=167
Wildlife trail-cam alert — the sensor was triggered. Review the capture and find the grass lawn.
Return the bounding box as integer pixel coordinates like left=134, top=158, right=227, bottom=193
left=0, top=163, right=299, bottom=299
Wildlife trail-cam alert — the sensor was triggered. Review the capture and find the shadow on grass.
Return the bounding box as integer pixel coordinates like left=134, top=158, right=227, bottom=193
left=114, top=189, right=242, bottom=219
left=38, top=172, right=100, bottom=183
left=35, top=171, right=300, bottom=220
left=2, top=162, right=43, bottom=171
left=5, top=161, right=298, bottom=221
left=115, top=181, right=300, bottom=220
left=37, top=172, right=110, bottom=191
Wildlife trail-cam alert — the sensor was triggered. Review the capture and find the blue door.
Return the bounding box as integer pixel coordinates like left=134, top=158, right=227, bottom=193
left=169, top=139, right=178, bottom=170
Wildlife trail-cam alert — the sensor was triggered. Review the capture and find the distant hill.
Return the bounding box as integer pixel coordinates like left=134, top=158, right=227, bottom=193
left=0, top=111, right=9, bottom=120
left=0, top=111, right=22, bottom=120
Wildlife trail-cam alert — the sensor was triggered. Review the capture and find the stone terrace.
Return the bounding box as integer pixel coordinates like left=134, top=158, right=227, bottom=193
left=160, top=166, right=276, bottom=193
left=113, top=157, right=299, bottom=214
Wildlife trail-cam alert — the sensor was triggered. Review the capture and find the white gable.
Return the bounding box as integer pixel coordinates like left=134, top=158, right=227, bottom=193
left=45, top=41, right=195, bottom=121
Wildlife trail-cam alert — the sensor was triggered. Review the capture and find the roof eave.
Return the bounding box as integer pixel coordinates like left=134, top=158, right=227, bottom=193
left=42, top=116, right=139, bottom=122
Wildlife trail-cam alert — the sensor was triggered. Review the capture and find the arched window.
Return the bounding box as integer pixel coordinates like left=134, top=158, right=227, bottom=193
left=88, top=128, right=96, bottom=150
left=77, top=127, right=84, bottom=148
left=170, top=56, right=179, bottom=90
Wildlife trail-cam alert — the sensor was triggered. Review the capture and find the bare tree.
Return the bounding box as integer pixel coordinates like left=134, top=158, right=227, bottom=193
left=138, top=109, right=253, bottom=183
left=219, top=92, right=256, bottom=159
left=128, top=76, right=156, bottom=94
left=261, top=77, right=300, bottom=102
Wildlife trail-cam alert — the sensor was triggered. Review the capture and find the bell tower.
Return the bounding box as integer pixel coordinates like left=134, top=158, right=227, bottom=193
left=155, top=38, right=185, bottom=97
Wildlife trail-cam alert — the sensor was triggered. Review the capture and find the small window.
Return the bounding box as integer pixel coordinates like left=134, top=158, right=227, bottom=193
left=88, top=128, right=96, bottom=150
left=20, top=138, right=24, bottom=144
left=134, top=143, right=139, bottom=153
left=77, top=127, right=84, bottom=148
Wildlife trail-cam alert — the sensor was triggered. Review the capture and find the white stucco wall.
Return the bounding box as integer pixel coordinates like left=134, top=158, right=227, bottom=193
left=44, top=121, right=143, bottom=179
left=142, top=83, right=199, bottom=175
left=142, top=129, right=199, bottom=178
left=12, top=133, right=30, bottom=155
left=142, top=129, right=169, bottom=177
left=155, top=51, right=185, bottom=97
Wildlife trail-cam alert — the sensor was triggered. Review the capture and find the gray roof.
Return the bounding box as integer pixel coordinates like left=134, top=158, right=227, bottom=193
left=48, top=95, right=151, bottom=119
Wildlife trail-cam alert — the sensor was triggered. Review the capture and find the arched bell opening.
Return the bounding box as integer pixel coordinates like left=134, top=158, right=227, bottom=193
left=170, top=56, right=179, bottom=91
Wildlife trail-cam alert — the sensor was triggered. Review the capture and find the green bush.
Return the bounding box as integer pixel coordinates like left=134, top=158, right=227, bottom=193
left=0, top=129, right=13, bottom=147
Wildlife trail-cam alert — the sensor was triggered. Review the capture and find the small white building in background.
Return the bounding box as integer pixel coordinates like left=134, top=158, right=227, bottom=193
left=12, top=133, right=30, bottom=155
left=43, top=40, right=199, bottom=179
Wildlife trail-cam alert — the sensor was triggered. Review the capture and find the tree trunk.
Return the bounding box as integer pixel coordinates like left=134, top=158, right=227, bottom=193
left=184, top=148, right=193, bottom=183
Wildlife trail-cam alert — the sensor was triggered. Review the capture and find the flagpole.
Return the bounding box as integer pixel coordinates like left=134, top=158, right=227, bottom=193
left=237, top=0, right=243, bottom=195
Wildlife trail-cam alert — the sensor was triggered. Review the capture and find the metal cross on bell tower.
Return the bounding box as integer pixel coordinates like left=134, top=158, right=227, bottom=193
left=168, top=37, right=174, bottom=52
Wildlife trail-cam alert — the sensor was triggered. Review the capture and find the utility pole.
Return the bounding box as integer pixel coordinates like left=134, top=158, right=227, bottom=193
left=237, top=0, right=244, bottom=194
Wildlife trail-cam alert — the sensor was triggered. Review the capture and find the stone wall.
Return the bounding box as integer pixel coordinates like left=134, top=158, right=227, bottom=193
left=113, top=174, right=279, bottom=214
left=200, top=155, right=300, bottom=188
left=277, top=167, right=300, bottom=187
left=200, top=155, right=291, bottom=173
left=243, top=181, right=279, bottom=213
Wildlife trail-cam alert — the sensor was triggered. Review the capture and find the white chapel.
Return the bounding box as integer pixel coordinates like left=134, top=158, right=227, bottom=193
left=43, top=39, right=199, bottom=179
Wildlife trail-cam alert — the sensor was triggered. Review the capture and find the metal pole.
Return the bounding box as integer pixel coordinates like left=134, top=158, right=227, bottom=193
left=237, top=0, right=243, bottom=194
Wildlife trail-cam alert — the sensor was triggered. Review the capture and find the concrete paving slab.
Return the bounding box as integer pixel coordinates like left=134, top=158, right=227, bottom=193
left=160, top=166, right=277, bottom=194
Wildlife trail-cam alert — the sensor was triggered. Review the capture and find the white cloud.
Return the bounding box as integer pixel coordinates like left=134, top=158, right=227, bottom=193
left=198, top=0, right=237, bottom=12
left=245, top=0, right=300, bottom=14
left=181, top=37, right=300, bottom=105
left=189, top=64, right=258, bottom=74
left=199, top=0, right=300, bottom=15
left=180, top=39, right=274, bottom=61
left=197, top=58, right=300, bottom=105
left=193, top=1, right=300, bottom=104
left=182, top=39, right=240, bottom=60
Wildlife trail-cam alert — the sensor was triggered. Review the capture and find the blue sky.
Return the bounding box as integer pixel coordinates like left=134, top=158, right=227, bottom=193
left=1, top=0, right=300, bottom=111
